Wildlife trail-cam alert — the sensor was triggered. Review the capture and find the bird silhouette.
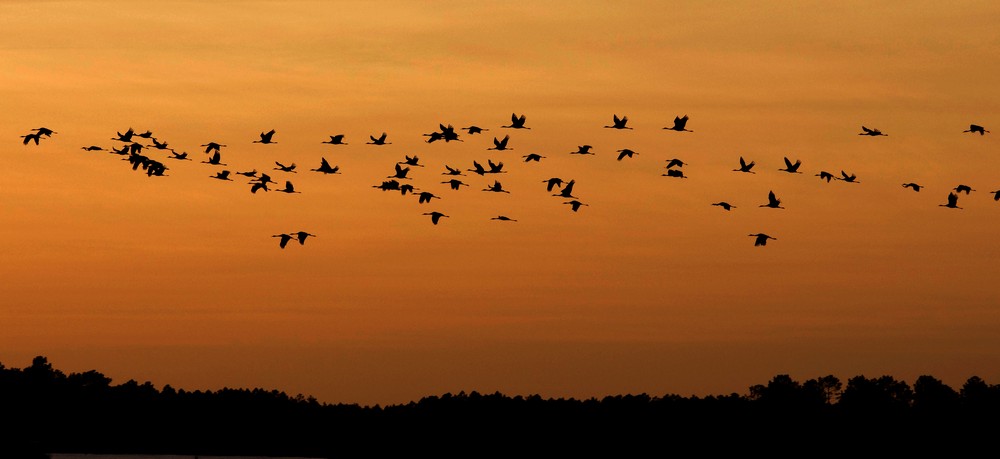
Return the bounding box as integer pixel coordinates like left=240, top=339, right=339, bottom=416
left=374, top=179, right=401, bottom=191
left=902, top=183, right=923, bottom=192
left=32, top=127, right=57, bottom=137
left=502, top=113, right=529, bottom=129
left=733, top=156, right=756, bottom=173
left=423, top=211, right=449, bottom=225
left=859, top=126, right=886, bottom=136
left=149, top=138, right=170, bottom=150
left=442, top=179, right=470, bottom=190
left=564, top=200, right=588, bottom=212
left=523, top=153, right=545, bottom=162
left=276, top=181, right=301, bottom=194
left=237, top=169, right=258, bottom=178
left=273, top=233, right=293, bottom=249
left=712, top=202, right=736, bottom=211
left=293, top=231, right=315, bottom=245
left=555, top=180, right=577, bottom=198
left=463, top=125, right=488, bottom=134
left=760, top=190, right=784, bottom=209
left=940, top=192, right=962, bottom=209
left=816, top=171, right=835, bottom=182
left=604, top=114, right=632, bottom=129
left=399, top=183, right=417, bottom=196
left=442, top=165, right=465, bottom=176
left=21, top=132, right=42, bottom=145
left=491, top=216, right=517, bottom=222
left=399, top=155, right=424, bottom=167
left=168, top=151, right=191, bottom=161
left=748, top=233, right=776, bottom=246
left=112, top=128, right=135, bottom=142
left=417, top=191, right=440, bottom=203
left=201, top=142, right=226, bottom=154
left=778, top=157, right=803, bottom=173
left=274, top=162, right=297, bottom=173
left=616, top=149, right=638, bottom=161
left=211, top=170, right=233, bottom=181
left=542, top=178, right=564, bottom=192
left=487, top=159, right=507, bottom=174
left=254, top=173, right=275, bottom=185
left=322, top=134, right=347, bottom=145
left=254, top=129, right=276, bottom=144
left=837, top=171, right=860, bottom=183
left=250, top=181, right=270, bottom=194
left=367, top=132, right=390, bottom=145
left=488, top=135, right=511, bottom=150
left=135, top=130, right=154, bottom=139
left=571, top=145, right=594, bottom=155
left=390, top=163, right=411, bottom=180
left=311, top=157, right=340, bottom=174
left=81, top=145, right=104, bottom=151
left=468, top=161, right=487, bottom=176
left=664, top=158, right=687, bottom=169
left=202, top=151, right=226, bottom=166
left=483, top=180, right=510, bottom=193
left=664, top=115, right=692, bottom=132
left=954, top=184, right=975, bottom=194
left=662, top=169, right=686, bottom=178
left=989, top=190, right=1000, bottom=201
left=964, top=124, right=990, bottom=135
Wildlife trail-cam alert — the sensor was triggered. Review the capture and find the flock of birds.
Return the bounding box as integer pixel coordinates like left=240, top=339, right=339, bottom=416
left=16, top=115, right=996, bottom=248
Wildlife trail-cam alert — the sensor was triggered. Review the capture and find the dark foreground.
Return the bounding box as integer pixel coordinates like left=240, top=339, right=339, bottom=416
left=3, top=357, right=999, bottom=457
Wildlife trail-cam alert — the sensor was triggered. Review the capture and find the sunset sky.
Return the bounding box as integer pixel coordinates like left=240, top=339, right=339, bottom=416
left=2, top=1, right=999, bottom=406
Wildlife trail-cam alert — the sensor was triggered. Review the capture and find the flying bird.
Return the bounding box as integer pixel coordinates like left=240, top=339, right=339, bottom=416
left=483, top=180, right=510, bottom=193
left=964, top=124, right=990, bottom=135
left=463, top=125, right=488, bottom=134
left=543, top=177, right=564, bottom=192
left=712, top=202, right=736, bottom=211
left=399, top=183, right=417, bottom=195
left=202, top=151, right=226, bottom=165
left=748, top=233, right=777, bottom=246
left=816, top=171, right=835, bottom=182
left=367, top=132, right=390, bottom=145
left=322, top=134, right=347, bottom=145
left=902, top=183, right=923, bottom=192
left=604, top=114, right=632, bottom=130
left=168, top=151, right=191, bottom=160
left=274, top=162, right=297, bottom=173
left=112, top=128, right=135, bottom=142
left=564, top=200, right=589, bottom=212
left=417, top=191, right=440, bottom=203
left=616, top=149, right=638, bottom=161
left=571, top=145, right=594, bottom=155
left=989, top=190, right=1000, bottom=201
left=389, top=163, right=411, bottom=180
left=211, top=170, right=233, bottom=181
left=442, top=165, right=465, bottom=176
left=523, top=153, right=545, bottom=162
left=311, top=157, right=340, bottom=174
left=859, top=126, right=886, bottom=136
left=21, top=132, right=42, bottom=145
left=423, top=211, right=449, bottom=225
left=733, top=156, right=756, bottom=173
left=837, top=171, right=860, bottom=183
left=940, top=192, right=962, bottom=209
left=487, top=159, right=507, bottom=174
left=399, top=155, right=425, bottom=167
left=778, top=157, right=803, bottom=173
left=276, top=181, right=301, bottom=194
left=760, top=190, right=784, bottom=209
left=254, top=129, right=276, bottom=144
left=273, top=233, right=293, bottom=249
left=662, top=169, right=687, bottom=178
left=293, top=231, right=315, bottom=245
left=664, top=158, right=687, bottom=169
left=236, top=169, right=258, bottom=178
left=664, top=115, right=692, bottom=132
left=555, top=179, right=576, bottom=198
left=81, top=145, right=104, bottom=151
left=442, top=179, right=470, bottom=190
left=502, top=113, right=529, bottom=129
left=32, top=127, right=57, bottom=137
left=250, top=181, right=270, bottom=194
left=488, top=135, right=511, bottom=150
left=954, top=184, right=975, bottom=194
left=491, top=216, right=517, bottom=222
left=201, top=142, right=226, bottom=154
left=468, top=161, right=487, bottom=176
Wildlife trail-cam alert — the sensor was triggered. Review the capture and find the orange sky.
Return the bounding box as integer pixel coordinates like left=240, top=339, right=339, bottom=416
left=1, top=1, right=999, bottom=406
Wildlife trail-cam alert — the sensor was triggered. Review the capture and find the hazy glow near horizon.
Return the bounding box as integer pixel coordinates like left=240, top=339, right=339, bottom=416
left=1, top=1, right=998, bottom=406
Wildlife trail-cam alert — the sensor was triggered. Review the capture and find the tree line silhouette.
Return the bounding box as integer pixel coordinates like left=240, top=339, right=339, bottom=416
left=3, top=356, right=998, bottom=457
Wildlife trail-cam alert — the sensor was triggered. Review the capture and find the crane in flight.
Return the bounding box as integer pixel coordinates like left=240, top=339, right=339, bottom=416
left=273, top=233, right=294, bottom=249
left=423, top=211, right=449, bottom=225
left=748, top=233, right=776, bottom=246
left=564, top=200, right=589, bottom=212
left=940, top=192, right=962, bottom=209
left=322, top=134, right=347, bottom=145
left=712, top=202, right=736, bottom=211
left=488, top=135, right=511, bottom=150
left=902, top=183, right=923, bottom=192
left=571, top=145, right=594, bottom=155
left=778, top=157, right=803, bottom=173
left=367, top=132, right=391, bottom=145
left=816, top=171, right=835, bottom=182
left=664, top=115, right=692, bottom=132
left=616, top=149, right=638, bottom=161
left=274, top=162, right=297, bottom=173
left=523, top=153, right=545, bottom=162
left=954, top=184, right=975, bottom=194
left=292, top=231, right=315, bottom=245
left=837, top=171, right=860, bottom=183
left=254, top=129, right=276, bottom=144
left=733, top=156, right=755, bottom=173
left=964, top=124, right=989, bottom=135
left=859, top=126, right=886, bottom=136
left=491, top=216, right=517, bottom=222
left=502, top=113, right=529, bottom=129
left=760, top=190, right=784, bottom=209
left=311, top=158, right=340, bottom=174
left=604, top=114, right=632, bottom=130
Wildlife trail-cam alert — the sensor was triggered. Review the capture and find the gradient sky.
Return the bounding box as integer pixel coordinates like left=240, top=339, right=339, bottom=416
left=2, top=1, right=998, bottom=406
